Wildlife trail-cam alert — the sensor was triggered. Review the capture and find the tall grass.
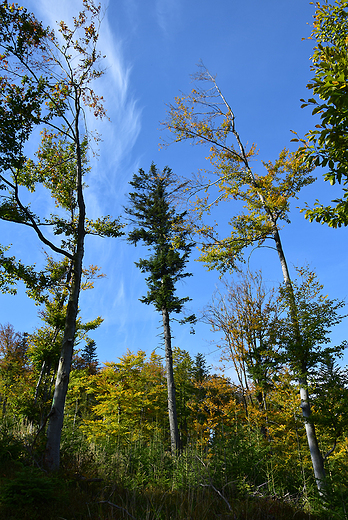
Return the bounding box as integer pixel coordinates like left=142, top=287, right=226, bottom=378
left=0, top=418, right=344, bottom=520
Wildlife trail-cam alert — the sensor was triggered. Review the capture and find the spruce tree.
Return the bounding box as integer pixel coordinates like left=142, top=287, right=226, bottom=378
left=81, top=340, right=99, bottom=375
left=125, top=163, right=195, bottom=453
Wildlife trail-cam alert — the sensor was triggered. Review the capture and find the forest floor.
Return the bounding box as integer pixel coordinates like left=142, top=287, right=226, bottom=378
left=0, top=461, right=325, bottom=520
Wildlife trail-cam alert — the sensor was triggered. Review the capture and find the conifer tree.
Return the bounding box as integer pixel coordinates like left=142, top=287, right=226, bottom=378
left=125, top=163, right=195, bottom=454
left=81, top=340, right=99, bottom=375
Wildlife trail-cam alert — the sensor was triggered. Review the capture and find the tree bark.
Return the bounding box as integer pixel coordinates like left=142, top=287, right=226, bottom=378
left=299, top=376, right=327, bottom=495
left=162, top=307, right=180, bottom=454
left=34, top=360, right=45, bottom=405
left=272, top=228, right=292, bottom=286
left=45, top=95, right=86, bottom=471
left=272, top=226, right=327, bottom=495
left=44, top=265, right=82, bottom=470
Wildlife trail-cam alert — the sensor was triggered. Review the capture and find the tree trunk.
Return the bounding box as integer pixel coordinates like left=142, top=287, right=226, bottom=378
left=299, top=376, right=327, bottom=495
left=162, top=307, right=180, bottom=454
left=272, top=226, right=327, bottom=495
left=272, top=228, right=292, bottom=286
left=45, top=97, right=86, bottom=471
left=44, top=257, right=83, bottom=470
left=34, top=361, right=46, bottom=405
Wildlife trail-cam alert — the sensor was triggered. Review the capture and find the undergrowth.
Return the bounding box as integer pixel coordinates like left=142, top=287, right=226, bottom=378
left=0, top=419, right=344, bottom=520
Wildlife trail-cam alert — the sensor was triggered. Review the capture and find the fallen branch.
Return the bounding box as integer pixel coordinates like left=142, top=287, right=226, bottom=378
left=97, top=501, right=138, bottom=520
left=196, top=455, right=234, bottom=515
left=200, top=484, right=233, bottom=513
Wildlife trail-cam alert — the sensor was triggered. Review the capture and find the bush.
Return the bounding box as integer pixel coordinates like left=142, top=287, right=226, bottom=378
left=0, top=467, right=56, bottom=506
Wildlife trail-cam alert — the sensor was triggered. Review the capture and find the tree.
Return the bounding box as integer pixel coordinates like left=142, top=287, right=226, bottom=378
left=80, top=339, right=99, bottom=375
left=162, top=65, right=332, bottom=494
left=0, top=1, right=123, bottom=470
left=163, top=64, right=314, bottom=281
left=298, top=0, right=348, bottom=227
left=28, top=258, right=103, bottom=428
left=192, top=352, right=210, bottom=384
left=204, top=271, right=281, bottom=416
left=172, top=347, right=196, bottom=447
left=0, top=323, right=31, bottom=417
left=278, top=266, right=346, bottom=482
left=311, top=357, right=348, bottom=464
left=125, top=163, right=196, bottom=454
left=80, top=350, right=167, bottom=445
left=187, top=372, right=240, bottom=448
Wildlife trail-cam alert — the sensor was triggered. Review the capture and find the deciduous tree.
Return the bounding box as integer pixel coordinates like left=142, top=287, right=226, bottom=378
left=204, top=271, right=281, bottom=416
left=162, top=66, right=333, bottom=494
left=163, top=64, right=314, bottom=281
left=298, top=0, right=348, bottom=227
left=0, top=1, right=122, bottom=470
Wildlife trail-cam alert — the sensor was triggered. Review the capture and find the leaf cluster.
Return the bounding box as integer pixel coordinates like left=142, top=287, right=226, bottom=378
left=277, top=266, right=346, bottom=376
left=298, top=0, right=348, bottom=227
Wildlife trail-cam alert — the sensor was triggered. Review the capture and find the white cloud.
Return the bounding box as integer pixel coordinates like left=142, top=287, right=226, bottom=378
left=24, top=0, right=142, bottom=217
left=155, top=0, right=181, bottom=35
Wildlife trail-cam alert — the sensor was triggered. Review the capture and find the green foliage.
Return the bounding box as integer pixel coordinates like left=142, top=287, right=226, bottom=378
left=125, top=163, right=196, bottom=315
left=0, top=2, right=49, bottom=170
left=78, top=350, right=168, bottom=445
left=78, top=339, right=99, bottom=374
left=163, top=65, right=314, bottom=273
left=0, top=324, right=34, bottom=419
left=278, top=266, right=346, bottom=377
left=0, top=466, right=56, bottom=505
left=0, top=418, right=27, bottom=463
left=0, top=424, right=326, bottom=520
left=0, top=244, right=54, bottom=297
left=311, top=358, right=348, bottom=455
left=299, top=0, right=348, bottom=227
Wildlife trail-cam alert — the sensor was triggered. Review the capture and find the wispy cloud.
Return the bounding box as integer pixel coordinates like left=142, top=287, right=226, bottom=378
left=27, top=0, right=141, bottom=210
left=22, top=0, right=142, bottom=322
left=155, top=0, right=181, bottom=35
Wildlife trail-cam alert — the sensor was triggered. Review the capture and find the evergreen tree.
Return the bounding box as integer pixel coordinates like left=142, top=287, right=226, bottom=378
left=125, top=163, right=196, bottom=453
left=81, top=340, right=99, bottom=375
left=193, top=352, right=210, bottom=384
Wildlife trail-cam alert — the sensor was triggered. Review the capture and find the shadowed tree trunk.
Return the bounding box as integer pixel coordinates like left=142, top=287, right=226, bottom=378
left=162, top=307, right=180, bottom=453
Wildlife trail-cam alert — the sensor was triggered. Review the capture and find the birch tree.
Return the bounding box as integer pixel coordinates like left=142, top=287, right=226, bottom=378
left=0, top=1, right=122, bottom=470
left=162, top=65, right=329, bottom=494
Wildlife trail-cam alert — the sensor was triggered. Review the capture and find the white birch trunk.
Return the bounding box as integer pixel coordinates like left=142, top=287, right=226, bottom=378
left=272, top=226, right=327, bottom=495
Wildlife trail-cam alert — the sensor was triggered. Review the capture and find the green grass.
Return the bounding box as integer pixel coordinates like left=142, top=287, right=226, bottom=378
left=0, top=476, right=324, bottom=520
left=0, top=420, right=342, bottom=520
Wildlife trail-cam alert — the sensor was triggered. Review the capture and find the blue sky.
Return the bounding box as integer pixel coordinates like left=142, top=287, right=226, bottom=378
left=1, top=0, right=347, bottom=373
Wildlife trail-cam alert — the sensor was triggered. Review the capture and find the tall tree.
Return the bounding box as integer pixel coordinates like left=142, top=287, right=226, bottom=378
left=162, top=65, right=329, bottom=494
left=125, top=163, right=196, bottom=454
left=298, top=0, right=348, bottom=227
left=278, top=266, right=346, bottom=479
left=163, top=64, right=314, bottom=280
left=0, top=1, right=122, bottom=470
left=204, top=271, right=281, bottom=414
